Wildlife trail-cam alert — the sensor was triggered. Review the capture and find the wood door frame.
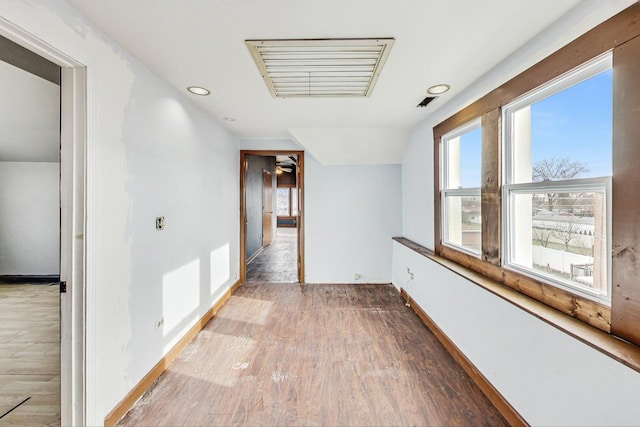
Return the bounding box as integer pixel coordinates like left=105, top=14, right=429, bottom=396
left=261, top=169, right=273, bottom=247
left=240, top=150, right=305, bottom=283
left=0, top=17, right=88, bottom=425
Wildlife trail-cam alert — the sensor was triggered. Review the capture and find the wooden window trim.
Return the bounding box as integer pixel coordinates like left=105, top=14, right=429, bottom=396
left=434, top=4, right=640, bottom=344
left=611, top=33, right=640, bottom=345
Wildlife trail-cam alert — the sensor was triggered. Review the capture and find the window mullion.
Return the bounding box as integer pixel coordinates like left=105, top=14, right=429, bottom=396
left=481, top=108, right=501, bottom=265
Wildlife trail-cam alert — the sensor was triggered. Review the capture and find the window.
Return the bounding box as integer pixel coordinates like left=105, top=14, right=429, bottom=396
left=503, top=53, right=612, bottom=304
left=276, top=188, right=290, bottom=216
left=276, top=186, right=298, bottom=217
left=441, top=119, right=482, bottom=256
left=432, top=4, right=640, bottom=349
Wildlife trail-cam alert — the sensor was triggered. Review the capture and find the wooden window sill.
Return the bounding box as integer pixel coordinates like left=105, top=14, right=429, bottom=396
left=393, top=236, right=640, bottom=374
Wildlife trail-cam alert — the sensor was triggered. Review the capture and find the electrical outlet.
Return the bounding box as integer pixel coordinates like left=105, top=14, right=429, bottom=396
left=354, top=273, right=361, bottom=280
left=155, top=216, right=165, bottom=231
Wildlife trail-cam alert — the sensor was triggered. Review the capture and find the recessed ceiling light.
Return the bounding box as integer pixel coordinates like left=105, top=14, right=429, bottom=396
left=427, top=84, right=450, bottom=95
left=187, top=86, right=211, bottom=96
left=223, top=116, right=236, bottom=122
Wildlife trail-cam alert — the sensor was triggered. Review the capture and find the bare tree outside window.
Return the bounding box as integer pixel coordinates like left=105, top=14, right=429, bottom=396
left=552, top=221, right=583, bottom=252
left=533, top=157, right=589, bottom=210
left=532, top=157, right=589, bottom=181
left=532, top=227, right=553, bottom=247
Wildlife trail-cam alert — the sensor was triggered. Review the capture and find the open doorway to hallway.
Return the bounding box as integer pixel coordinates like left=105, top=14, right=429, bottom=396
left=240, top=151, right=304, bottom=283
left=0, top=20, right=87, bottom=426
left=0, top=35, right=61, bottom=425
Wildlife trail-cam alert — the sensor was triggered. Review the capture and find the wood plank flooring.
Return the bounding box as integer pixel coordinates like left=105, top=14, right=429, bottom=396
left=0, top=284, right=60, bottom=426
left=119, top=283, right=508, bottom=426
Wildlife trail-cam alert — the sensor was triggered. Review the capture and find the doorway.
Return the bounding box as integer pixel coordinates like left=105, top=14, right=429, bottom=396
left=240, top=150, right=304, bottom=283
left=0, top=24, right=87, bottom=426
left=0, top=36, right=61, bottom=426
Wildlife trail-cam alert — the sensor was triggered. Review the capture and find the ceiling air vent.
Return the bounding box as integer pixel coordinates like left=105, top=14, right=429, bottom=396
left=246, top=38, right=394, bottom=98
left=417, top=96, right=437, bottom=108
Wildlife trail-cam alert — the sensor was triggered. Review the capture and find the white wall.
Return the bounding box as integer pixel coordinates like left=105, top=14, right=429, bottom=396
left=124, top=68, right=240, bottom=397
left=0, top=162, right=60, bottom=275
left=402, top=120, right=435, bottom=248
left=0, top=1, right=239, bottom=423
left=397, top=1, right=640, bottom=425
left=305, top=157, right=401, bottom=283
left=240, top=139, right=403, bottom=283
left=392, top=242, right=640, bottom=426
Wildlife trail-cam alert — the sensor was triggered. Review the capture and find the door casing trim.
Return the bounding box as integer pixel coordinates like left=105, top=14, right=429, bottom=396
left=0, top=16, right=88, bottom=426
left=240, top=150, right=305, bottom=283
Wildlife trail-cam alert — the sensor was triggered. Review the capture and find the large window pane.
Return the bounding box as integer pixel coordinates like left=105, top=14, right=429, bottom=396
left=530, top=70, right=612, bottom=180
left=504, top=54, right=612, bottom=304
left=444, top=194, right=481, bottom=255
left=508, top=57, right=612, bottom=185
left=508, top=188, right=608, bottom=299
left=442, top=118, right=482, bottom=256
left=444, top=124, right=481, bottom=189
left=276, top=188, right=290, bottom=216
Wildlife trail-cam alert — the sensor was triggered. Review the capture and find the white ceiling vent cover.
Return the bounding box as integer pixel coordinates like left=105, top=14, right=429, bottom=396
left=246, top=38, right=394, bottom=98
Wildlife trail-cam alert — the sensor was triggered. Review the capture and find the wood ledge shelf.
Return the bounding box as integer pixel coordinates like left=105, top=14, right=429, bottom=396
left=392, top=236, right=640, bottom=374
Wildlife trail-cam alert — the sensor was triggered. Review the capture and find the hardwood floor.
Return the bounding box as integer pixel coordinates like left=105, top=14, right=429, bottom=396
left=0, top=284, right=60, bottom=426
left=119, top=283, right=508, bottom=426
left=247, top=228, right=297, bottom=283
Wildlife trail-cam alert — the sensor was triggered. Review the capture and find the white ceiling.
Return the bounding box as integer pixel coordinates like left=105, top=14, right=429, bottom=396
left=66, top=0, right=584, bottom=164
left=0, top=60, right=60, bottom=163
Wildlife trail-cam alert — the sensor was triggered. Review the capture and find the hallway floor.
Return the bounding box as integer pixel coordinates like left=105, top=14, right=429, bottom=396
left=247, top=227, right=297, bottom=283
left=119, top=283, right=508, bottom=427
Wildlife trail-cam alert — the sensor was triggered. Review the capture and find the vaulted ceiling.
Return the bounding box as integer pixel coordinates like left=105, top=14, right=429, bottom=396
left=66, top=0, right=586, bottom=164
